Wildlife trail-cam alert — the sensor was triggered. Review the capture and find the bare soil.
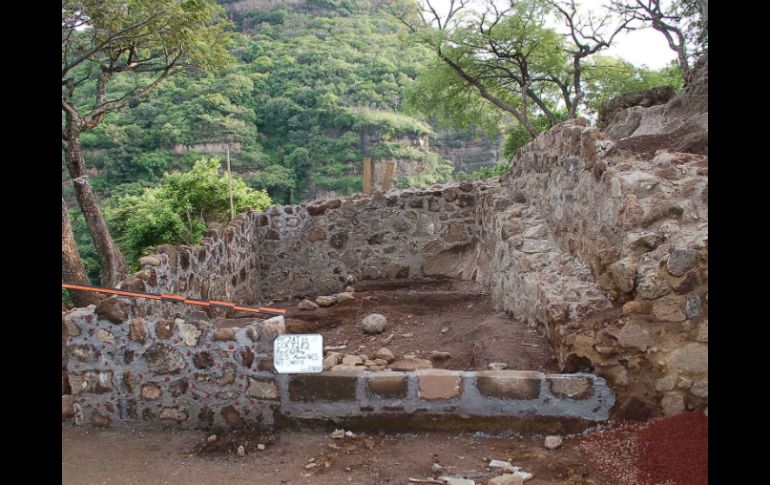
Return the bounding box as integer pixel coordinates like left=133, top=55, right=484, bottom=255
left=274, top=279, right=559, bottom=372
left=62, top=424, right=616, bottom=485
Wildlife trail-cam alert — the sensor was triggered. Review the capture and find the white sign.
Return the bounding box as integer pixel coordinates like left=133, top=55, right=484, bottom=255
left=273, top=334, right=324, bottom=373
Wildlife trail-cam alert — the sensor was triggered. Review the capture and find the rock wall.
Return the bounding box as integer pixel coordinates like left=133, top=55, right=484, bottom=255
left=474, top=117, right=708, bottom=418
left=253, top=183, right=485, bottom=300
left=63, top=303, right=613, bottom=431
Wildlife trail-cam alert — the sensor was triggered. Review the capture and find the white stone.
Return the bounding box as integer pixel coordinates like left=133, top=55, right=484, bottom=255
left=544, top=435, right=563, bottom=450
left=176, top=321, right=201, bottom=346
left=361, top=313, right=387, bottom=334
left=489, top=460, right=516, bottom=470
left=439, top=477, right=476, bottom=485
left=96, top=329, right=116, bottom=346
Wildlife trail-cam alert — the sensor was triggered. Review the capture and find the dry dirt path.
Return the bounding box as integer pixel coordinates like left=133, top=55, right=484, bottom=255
left=62, top=425, right=615, bottom=485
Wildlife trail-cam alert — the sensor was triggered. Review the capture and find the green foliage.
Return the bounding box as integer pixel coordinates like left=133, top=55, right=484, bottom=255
left=583, top=56, right=683, bottom=115
left=105, top=158, right=272, bottom=268
left=62, top=288, right=74, bottom=309
left=456, top=162, right=511, bottom=182
left=71, top=6, right=443, bottom=204
left=69, top=209, right=103, bottom=284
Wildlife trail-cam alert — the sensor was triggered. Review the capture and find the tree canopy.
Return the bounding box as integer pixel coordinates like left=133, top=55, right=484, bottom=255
left=104, top=158, right=272, bottom=267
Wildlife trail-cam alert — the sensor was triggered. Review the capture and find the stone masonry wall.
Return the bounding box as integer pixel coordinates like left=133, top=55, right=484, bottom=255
left=475, top=117, right=708, bottom=419
left=121, top=211, right=264, bottom=308
left=253, top=183, right=486, bottom=301
left=63, top=303, right=613, bottom=430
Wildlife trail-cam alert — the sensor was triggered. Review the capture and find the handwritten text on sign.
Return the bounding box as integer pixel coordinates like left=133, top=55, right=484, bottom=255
left=273, top=334, right=323, bottom=373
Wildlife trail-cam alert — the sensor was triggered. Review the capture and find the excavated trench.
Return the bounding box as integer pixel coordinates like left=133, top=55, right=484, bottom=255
left=274, top=278, right=560, bottom=373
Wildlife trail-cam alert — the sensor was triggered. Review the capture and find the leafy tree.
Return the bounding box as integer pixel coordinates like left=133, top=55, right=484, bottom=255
left=610, top=0, right=707, bottom=84
left=582, top=55, right=682, bottom=114
left=105, top=158, right=271, bottom=267
left=62, top=0, right=232, bottom=285
left=393, top=0, right=632, bottom=136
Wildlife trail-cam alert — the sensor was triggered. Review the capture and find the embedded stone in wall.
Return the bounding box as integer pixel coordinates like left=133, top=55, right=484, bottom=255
left=71, top=345, right=100, bottom=362
left=213, top=327, right=236, bottom=341
left=667, top=249, right=699, bottom=276
left=288, top=370, right=359, bottom=402
left=69, top=371, right=113, bottom=395
left=144, top=343, right=186, bottom=375
left=193, top=351, right=214, bottom=369
left=260, top=316, right=286, bottom=339
left=637, top=271, right=672, bottom=300
left=155, top=320, right=174, bottom=339
left=95, top=297, right=130, bottom=324
left=476, top=371, right=542, bottom=400
left=246, top=378, right=279, bottom=400
left=160, top=407, right=188, bottom=423
left=548, top=376, right=593, bottom=400
left=308, top=228, right=327, bottom=242
left=129, top=319, right=147, bottom=343
left=416, top=369, right=462, bottom=400
left=91, top=412, right=111, bottom=427
left=217, top=364, right=237, bottom=386
left=170, top=379, right=189, bottom=397
left=446, top=223, right=469, bottom=242
left=141, top=383, right=162, bottom=400
left=651, top=295, right=687, bottom=322
left=241, top=348, right=255, bottom=368
left=366, top=373, right=408, bottom=399
left=607, top=258, right=637, bottom=294
left=667, top=343, right=708, bottom=373
left=610, top=322, right=654, bottom=351
left=176, top=320, right=201, bottom=346
left=330, top=232, right=348, bottom=249
left=96, top=329, right=116, bottom=346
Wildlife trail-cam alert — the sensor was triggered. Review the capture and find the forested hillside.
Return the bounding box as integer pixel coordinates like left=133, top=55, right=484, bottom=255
left=67, top=0, right=464, bottom=206
left=63, top=0, right=687, bottom=286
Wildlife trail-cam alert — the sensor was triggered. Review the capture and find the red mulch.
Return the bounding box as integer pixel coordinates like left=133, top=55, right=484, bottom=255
left=578, top=412, right=708, bottom=485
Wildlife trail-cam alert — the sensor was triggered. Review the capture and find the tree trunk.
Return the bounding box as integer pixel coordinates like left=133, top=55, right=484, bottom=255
left=64, top=117, right=127, bottom=287
left=62, top=198, right=102, bottom=307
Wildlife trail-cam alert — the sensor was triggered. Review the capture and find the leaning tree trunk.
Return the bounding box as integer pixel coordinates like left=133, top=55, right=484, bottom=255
left=62, top=198, right=102, bottom=306
left=64, top=119, right=127, bottom=287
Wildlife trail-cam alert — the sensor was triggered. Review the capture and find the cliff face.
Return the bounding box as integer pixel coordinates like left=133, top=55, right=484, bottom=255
left=431, top=127, right=504, bottom=175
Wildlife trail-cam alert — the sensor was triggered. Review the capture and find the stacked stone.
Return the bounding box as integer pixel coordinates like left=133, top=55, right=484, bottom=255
left=63, top=303, right=285, bottom=429
left=253, top=182, right=486, bottom=301
left=118, top=210, right=264, bottom=312
left=483, top=118, right=708, bottom=418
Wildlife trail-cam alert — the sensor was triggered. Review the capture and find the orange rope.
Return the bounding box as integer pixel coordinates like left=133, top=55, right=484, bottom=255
left=61, top=282, right=285, bottom=316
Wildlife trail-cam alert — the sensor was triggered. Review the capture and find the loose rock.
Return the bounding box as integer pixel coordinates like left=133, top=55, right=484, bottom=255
left=316, top=295, right=337, bottom=307
left=361, top=313, right=388, bottom=334
left=389, top=358, right=433, bottom=371
left=374, top=347, right=395, bottom=362
left=544, top=435, right=563, bottom=450
left=342, top=354, right=363, bottom=366
left=298, top=299, right=319, bottom=311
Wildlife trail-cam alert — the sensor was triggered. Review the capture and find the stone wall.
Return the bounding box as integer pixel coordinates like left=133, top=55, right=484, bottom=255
left=253, top=183, right=486, bottom=300
left=121, top=210, right=264, bottom=309
left=475, top=116, right=708, bottom=418
left=63, top=303, right=613, bottom=430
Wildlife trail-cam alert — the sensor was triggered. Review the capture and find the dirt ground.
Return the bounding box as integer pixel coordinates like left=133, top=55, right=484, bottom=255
left=275, top=279, right=559, bottom=372
left=62, top=424, right=616, bottom=485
